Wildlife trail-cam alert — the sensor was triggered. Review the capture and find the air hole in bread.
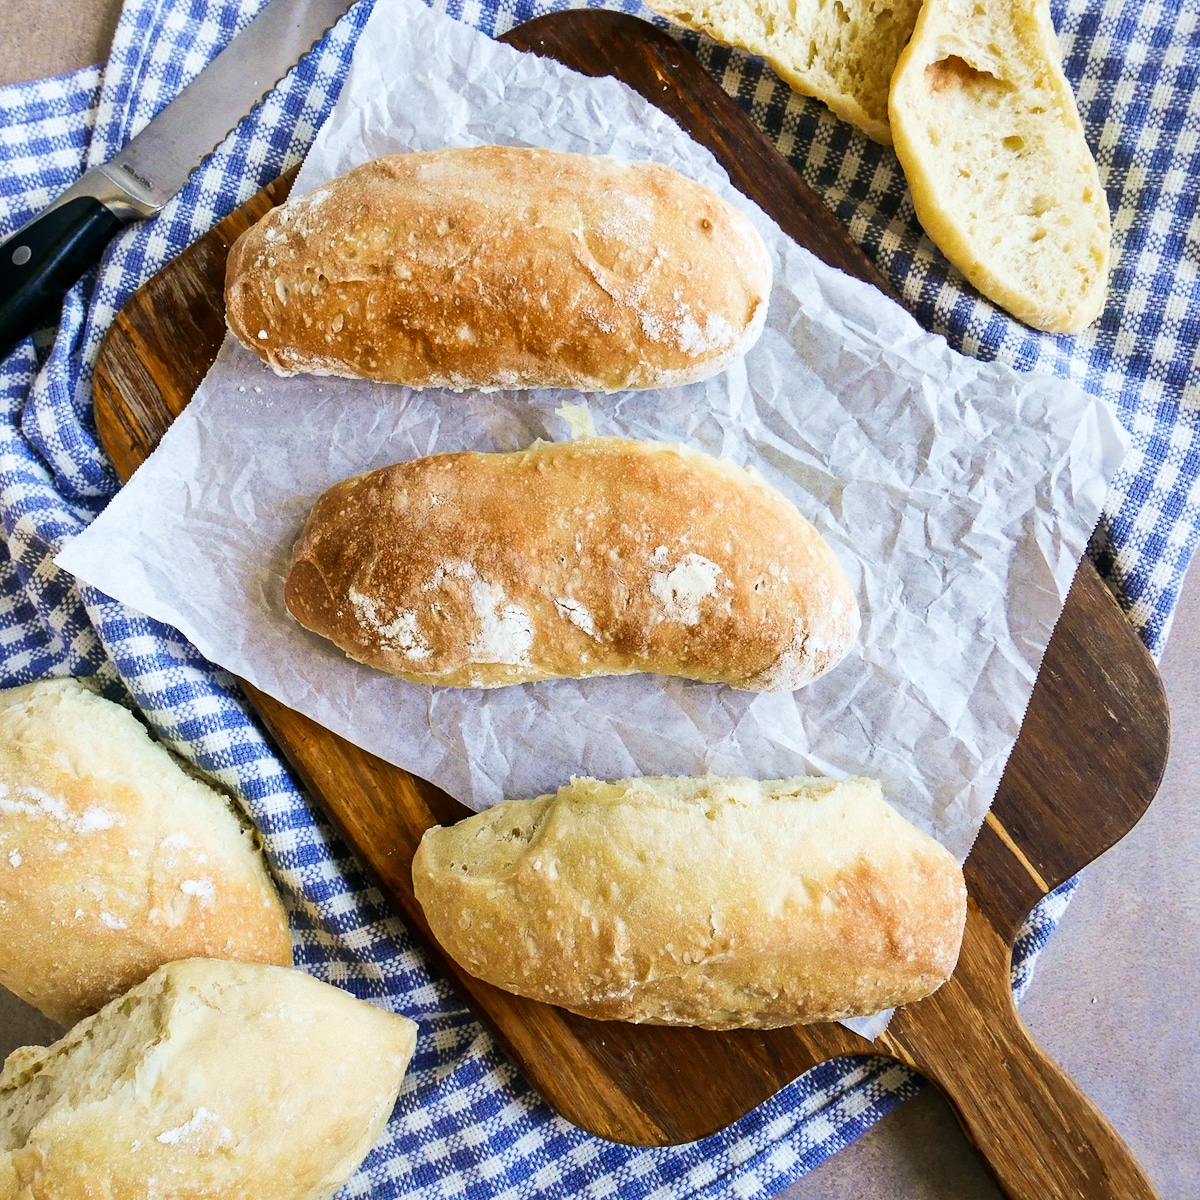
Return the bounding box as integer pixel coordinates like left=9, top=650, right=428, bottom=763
left=925, top=55, right=1012, bottom=97
left=1002, top=135, right=1024, bottom=152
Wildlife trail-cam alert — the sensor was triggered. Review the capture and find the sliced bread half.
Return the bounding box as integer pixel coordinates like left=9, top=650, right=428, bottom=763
left=646, top=0, right=924, bottom=143
left=889, top=0, right=1110, bottom=332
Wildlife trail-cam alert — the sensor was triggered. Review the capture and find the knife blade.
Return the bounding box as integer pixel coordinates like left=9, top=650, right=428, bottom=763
left=0, top=0, right=358, bottom=363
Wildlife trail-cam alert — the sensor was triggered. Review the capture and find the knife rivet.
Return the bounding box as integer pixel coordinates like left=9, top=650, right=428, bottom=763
left=11, top=245, right=31, bottom=267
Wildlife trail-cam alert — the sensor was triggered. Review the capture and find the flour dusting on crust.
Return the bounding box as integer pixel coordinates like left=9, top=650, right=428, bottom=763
left=469, top=578, right=534, bottom=666
left=555, top=597, right=599, bottom=638
left=348, top=587, right=430, bottom=660
left=650, top=550, right=722, bottom=625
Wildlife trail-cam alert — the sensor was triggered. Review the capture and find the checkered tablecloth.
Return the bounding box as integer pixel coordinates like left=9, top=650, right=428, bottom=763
left=0, top=0, right=1193, bottom=1194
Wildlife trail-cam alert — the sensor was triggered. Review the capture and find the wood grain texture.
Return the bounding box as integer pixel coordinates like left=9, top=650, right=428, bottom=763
left=886, top=899, right=1164, bottom=1200
left=90, top=11, right=1168, bottom=1196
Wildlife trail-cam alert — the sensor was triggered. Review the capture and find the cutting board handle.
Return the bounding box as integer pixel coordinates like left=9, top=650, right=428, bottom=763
left=886, top=898, right=1160, bottom=1199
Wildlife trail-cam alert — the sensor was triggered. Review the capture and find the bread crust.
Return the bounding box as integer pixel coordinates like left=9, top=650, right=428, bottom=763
left=0, top=959, right=417, bottom=1198
left=889, top=0, right=1110, bottom=332
left=412, top=775, right=967, bottom=1028
left=225, top=147, right=771, bottom=391
left=284, top=437, right=859, bottom=691
left=0, top=679, right=292, bottom=1026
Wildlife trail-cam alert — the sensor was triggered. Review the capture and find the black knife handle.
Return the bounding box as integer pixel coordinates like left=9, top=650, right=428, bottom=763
left=0, top=197, right=126, bottom=362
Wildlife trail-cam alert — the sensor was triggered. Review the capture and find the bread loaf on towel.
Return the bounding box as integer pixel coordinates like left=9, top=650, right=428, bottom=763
left=225, top=146, right=772, bottom=391
left=0, top=959, right=417, bottom=1198
left=889, top=0, right=1109, bottom=332
left=412, top=775, right=967, bottom=1028
left=0, top=679, right=291, bottom=1026
left=284, top=436, right=859, bottom=691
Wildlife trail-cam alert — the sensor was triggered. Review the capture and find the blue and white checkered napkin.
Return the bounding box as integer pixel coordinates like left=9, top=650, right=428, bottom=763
left=0, top=0, right=1191, bottom=1194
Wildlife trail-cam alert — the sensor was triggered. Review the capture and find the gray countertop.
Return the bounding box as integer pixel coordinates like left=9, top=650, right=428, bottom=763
left=1, top=5, right=1196, bottom=1194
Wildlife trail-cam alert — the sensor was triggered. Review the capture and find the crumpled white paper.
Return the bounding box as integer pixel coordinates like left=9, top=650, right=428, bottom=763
left=59, top=0, right=1126, bottom=873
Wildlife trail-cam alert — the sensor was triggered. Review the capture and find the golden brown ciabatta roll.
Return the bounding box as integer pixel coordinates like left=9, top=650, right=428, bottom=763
left=0, top=959, right=418, bottom=1199
left=284, top=437, right=859, bottom=691
left=412, top=775, right=967, bottom=1028
left=224, top=146, right=772, bottom=391
left=0, top=678, right=292, bottom=1026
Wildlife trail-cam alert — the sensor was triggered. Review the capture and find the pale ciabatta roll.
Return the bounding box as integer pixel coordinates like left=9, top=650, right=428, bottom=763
left=0, top=959, right=417, bottom=1199
left=412, top=775, right=967, bottom=1028
left=284, top=437, right=859, bottom=691
left=889, top=0, right=1110, bottom=332
left=0, top=679, right=292, bottom=1027
left=225, top=146, right=772, bottom=391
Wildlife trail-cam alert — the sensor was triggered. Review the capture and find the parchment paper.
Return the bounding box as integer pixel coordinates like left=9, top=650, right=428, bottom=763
left=59, top=0, right=1124, bottom=872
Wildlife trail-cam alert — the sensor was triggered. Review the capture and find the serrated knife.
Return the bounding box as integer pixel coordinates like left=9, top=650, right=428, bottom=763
left=0, top=0, right=358, bottom=363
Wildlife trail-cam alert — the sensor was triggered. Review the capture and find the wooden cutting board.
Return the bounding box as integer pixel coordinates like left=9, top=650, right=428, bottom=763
left=91, top=12, right=1169, bottom=1199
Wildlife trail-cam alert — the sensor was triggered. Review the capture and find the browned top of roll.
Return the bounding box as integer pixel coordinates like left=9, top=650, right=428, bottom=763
left=284, top=437, right=859, bottom=691
left=224, top=146, right=772, bottom=391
